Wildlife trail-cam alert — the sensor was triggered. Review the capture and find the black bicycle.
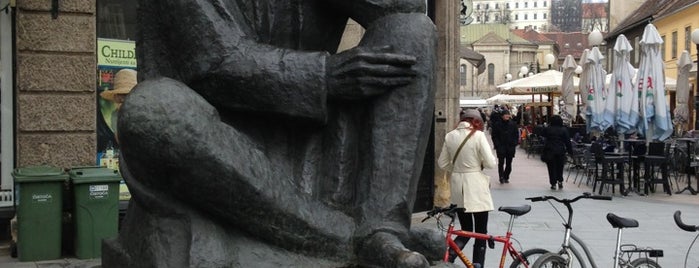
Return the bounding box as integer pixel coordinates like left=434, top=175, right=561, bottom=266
left=674, top=210, right=699, bottom=268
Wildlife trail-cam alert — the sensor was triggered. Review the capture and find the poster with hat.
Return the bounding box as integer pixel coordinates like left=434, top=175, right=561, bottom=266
left=96, top=38, right=137, bottom=171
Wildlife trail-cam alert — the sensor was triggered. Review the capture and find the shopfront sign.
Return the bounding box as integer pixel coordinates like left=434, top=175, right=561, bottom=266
left=97, top=38, right=137, bottom=68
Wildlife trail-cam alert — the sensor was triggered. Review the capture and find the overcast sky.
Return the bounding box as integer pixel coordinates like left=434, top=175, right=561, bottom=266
left=582, top=0, right=608, bottom=3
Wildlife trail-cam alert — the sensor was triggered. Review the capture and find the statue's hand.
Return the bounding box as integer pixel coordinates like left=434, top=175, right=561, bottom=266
left=326, top=46, right=417, bottom=100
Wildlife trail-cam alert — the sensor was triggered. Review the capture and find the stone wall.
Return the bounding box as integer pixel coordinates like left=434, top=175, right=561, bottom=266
left=15, top=0, right=96, bottom=167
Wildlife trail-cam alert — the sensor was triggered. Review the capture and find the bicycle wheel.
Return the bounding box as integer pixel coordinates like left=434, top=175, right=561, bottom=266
left=509, top=248, right=550, bottom=268
left=629, top=258, right=661, bottom=268
left=531, top=252, right=567, bottom=268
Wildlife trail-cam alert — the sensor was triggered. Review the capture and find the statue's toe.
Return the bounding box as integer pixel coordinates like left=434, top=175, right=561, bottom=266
left=357, top=231, right=430, bottom=268
left=395, top=251, right=430, bottom=268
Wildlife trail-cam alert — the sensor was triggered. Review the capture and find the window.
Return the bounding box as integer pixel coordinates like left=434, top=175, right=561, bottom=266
left=525, top=2, right=528, bottom=8
left=631, top=36, right=640, bottom=66
left=515, top=14, right=519, bottom=20
left=486, top=3, right=489, bottom=9
left=476, top=4, right=480, bottom=9
left=544, top=1, right=547, bottom=7
left=661, top=35, right=666, bottom=61
left=543, top=13, right=547, bottom=19
left=516, top=2, right=519, bottom=8
left=495, top=3, right=499, bottom=9
left=686, top=26, right=691, bottom=54
left=534, top=25, right=537, bottom=30
left=534, top=1, right=538, bottom=7
left=672, top=31, right=678, bottom=59
left=524, top=14, right=528, bottom=20
left=460, top=64, right=467, bottom=85
left=507, top=3, right=510, bottom=8
left=488, top=64, right=495, bottom=85
left=534, top=13, right=537, bottom=19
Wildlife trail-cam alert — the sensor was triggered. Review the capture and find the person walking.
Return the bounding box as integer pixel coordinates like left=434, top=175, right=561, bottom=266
left=491, top=110, right=519, bottom=183
left=438, top=108, right=497, bottom=267
left=541, top=115, right=573, bottom=189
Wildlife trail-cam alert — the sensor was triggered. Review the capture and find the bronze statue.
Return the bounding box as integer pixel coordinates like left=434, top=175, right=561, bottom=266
left=103, top=1, right=438, bottom=267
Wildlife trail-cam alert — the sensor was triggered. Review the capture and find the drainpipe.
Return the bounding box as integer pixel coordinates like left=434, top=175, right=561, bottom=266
left=1, top=0, right=15, bottom=198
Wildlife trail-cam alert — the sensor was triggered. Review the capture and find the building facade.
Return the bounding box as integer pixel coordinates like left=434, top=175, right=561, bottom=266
left=550, top=0, right=582, bottom=32
left=467, top=0, right=552, bottom=31
left=460, top=24, right=538, bottom=99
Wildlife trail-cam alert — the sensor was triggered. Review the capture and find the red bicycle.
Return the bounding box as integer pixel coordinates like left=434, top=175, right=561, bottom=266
left=422, top=204, right=547, bottom=268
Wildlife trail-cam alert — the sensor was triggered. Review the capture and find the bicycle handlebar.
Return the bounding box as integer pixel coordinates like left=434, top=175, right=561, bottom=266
left=673, top=210, right=698, bottom=232
left=525, top=192, right=612, bottom=204
left=422, top=204, right=458, bottom=222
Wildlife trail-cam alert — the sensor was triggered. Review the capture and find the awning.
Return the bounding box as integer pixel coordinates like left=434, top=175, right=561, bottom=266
left=461, top=48, right=486, bottom=75
left=460, top=98, right=488, bottom=107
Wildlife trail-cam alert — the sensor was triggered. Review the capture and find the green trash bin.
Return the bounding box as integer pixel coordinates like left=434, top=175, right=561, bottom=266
left=70, top=167, right=121, bottom=259
left=13, top=166, right=68, bottom=262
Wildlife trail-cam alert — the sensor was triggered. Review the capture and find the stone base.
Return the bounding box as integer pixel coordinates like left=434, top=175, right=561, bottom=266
left=102, top=185, right=348, bottom=268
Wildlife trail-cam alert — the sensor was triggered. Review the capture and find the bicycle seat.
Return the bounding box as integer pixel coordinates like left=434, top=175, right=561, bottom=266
left=498, top=205, right=531, bottom=216
left=606, top=213, right=639, bottom=229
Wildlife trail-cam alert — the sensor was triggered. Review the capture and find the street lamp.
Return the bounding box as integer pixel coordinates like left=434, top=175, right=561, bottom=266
left=505, top=73, right=512, bottom=82
left=544, top=53, right=556, bottom=70
left=588, top=29, right=603, bottom=47
left=691, top=29, right=699, bottom=130
left=520, top=65, right=529, bottom=78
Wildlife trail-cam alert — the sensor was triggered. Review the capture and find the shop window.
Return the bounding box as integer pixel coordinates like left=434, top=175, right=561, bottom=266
left=98, top=0, right=137, bottom=40
left=96, top=0, right=138, bottom=167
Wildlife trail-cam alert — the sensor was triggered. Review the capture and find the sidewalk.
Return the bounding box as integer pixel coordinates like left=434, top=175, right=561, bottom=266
left=414, top=144, right=699, bottom=267
left=1, top=146, right=698, bottom=267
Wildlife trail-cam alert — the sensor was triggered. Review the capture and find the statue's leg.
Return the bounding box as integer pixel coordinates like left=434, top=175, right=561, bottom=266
left=117, top=78, right=355, bottom=258
left=353, top=12, right=437, bottom=267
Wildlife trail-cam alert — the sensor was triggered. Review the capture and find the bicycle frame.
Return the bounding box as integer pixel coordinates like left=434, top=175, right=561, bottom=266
left=442, top=213, right=530, bottom=268
left=529, top=194, right=661, bottom=268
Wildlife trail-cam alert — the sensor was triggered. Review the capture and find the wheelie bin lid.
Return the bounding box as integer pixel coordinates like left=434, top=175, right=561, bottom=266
left=12, top=166, right=68, bottom=183
left=69, top=166, right=122, bottom=184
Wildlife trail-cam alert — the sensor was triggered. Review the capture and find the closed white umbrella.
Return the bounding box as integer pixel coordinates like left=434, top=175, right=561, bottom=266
left=585, top=46, right=608, bottom=134
left=607, top=34, right=637, bottom=134
left=637, top=23, right=673, bottom=141
left=561, top=55, right=577, bottom=126
left=674, top=50, right=692, bottom=133
left=578, top=49, right=591, bottom=118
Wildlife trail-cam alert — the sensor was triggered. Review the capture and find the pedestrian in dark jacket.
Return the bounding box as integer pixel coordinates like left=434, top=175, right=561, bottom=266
left=491, top=110, right=519, bottom=183
left=541, top=115, right=573, bottom=189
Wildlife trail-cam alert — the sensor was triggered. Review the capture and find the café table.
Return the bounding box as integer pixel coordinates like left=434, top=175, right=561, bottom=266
left=620, top=139, right=646, bottom=196
left=674, top=138, right=699, bottom=195
left=597, top=152, right=627, bottom=195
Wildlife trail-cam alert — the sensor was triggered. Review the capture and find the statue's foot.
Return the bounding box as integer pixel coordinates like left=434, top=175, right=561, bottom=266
left=358, top=231, right=430, bottom=268
left=405, top=227, right=445, bottom=261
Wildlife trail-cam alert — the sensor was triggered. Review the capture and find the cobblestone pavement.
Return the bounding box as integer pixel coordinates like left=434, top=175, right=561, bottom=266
left=2, top=140, right=699, bottom=267
left=414, top=140, right=699, bottom=268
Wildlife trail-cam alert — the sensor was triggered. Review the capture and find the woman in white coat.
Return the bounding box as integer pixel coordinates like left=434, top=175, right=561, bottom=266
left=438, top=108, right=497, bottom=266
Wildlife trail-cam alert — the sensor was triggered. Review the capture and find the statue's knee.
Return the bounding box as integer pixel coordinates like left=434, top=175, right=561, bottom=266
left=363, top=13, right=435, bottom=47
left=118, top=77, right=215, bottom=145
